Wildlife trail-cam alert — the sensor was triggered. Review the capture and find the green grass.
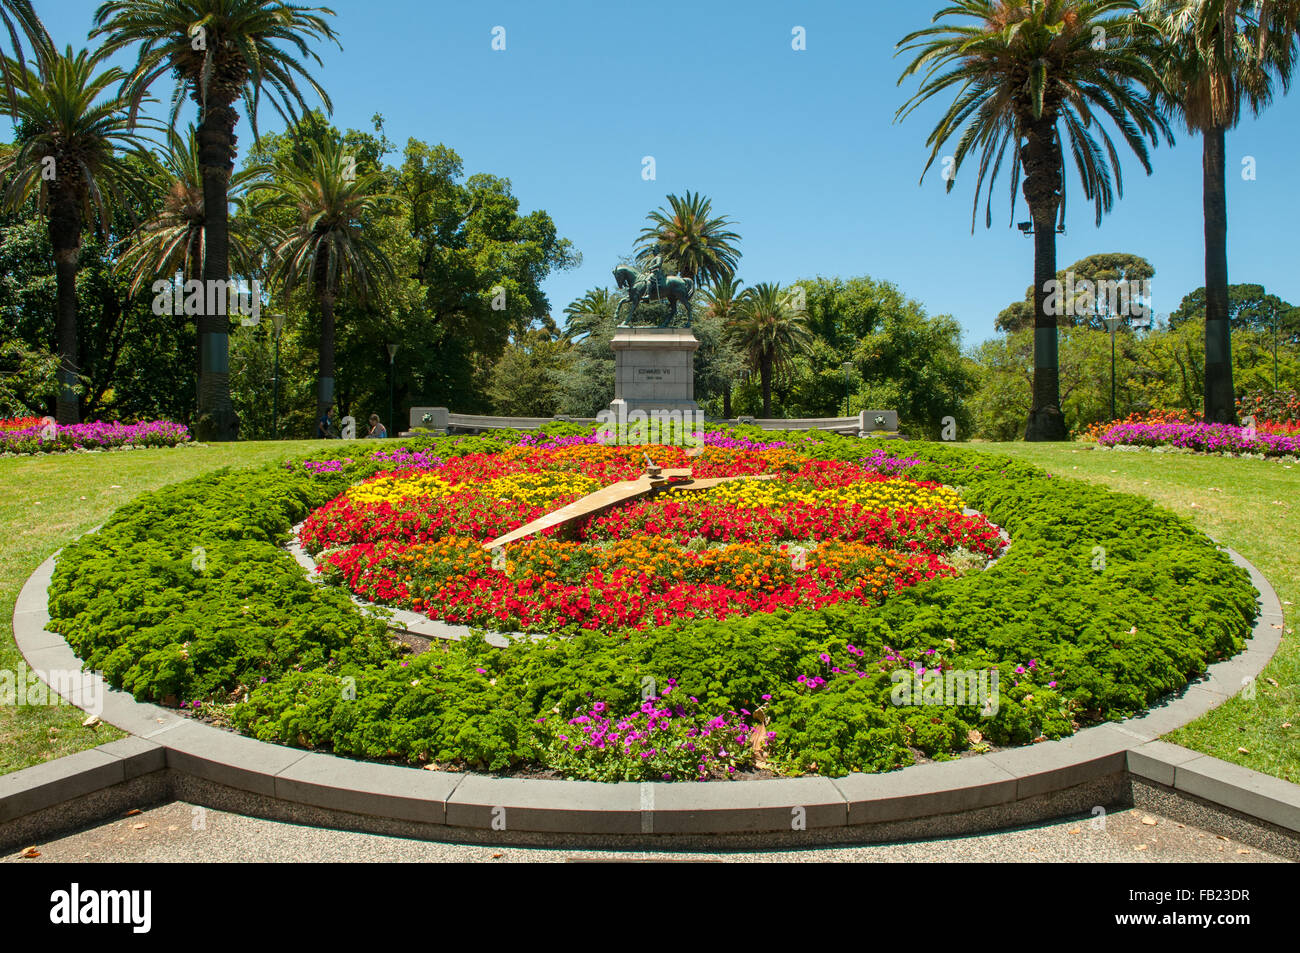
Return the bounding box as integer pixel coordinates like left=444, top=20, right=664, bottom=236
left=976, top=442, right=1298, bottom=784
left=1, top=438, right=1295, bottom=786
left=0, top=440, right=334, bottom=776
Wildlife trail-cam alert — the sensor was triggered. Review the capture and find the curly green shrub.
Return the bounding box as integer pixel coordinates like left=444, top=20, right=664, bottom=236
left=45, top=432, right=1261, bottom=778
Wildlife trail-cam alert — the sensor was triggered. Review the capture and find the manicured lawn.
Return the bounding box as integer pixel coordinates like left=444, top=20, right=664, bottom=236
left=977, top=442, right=1298, bottom=784
left=2, top=438, right=1295, bottom=786
left=0, top=441, right=334, bottom=776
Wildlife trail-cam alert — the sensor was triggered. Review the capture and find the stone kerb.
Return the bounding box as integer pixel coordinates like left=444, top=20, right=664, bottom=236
left=6, top=534, right=1291, bottom=846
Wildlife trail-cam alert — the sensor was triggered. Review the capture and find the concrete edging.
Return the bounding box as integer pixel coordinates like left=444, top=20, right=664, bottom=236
left=6, top=540, right=1293, bottom=845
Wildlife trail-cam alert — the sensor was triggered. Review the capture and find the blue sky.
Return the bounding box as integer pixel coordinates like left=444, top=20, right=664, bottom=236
left=35, top=0, right=1300, bottom=345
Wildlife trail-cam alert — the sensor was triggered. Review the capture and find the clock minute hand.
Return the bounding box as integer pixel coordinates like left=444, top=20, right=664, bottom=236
left=481, top=470, right=776, bottom=552
left=482, top=468, right=693, bottom=551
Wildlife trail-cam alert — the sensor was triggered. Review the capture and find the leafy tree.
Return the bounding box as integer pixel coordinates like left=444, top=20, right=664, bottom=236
left=0, top=169, right=198, bottom=424
left=0, top=46, right=151, bottom=424
left=396, top=138, right=578, bottom=396
left=972, top=325, right=1135, bottom=437
left=995, top=252, right=1155, bottom=331
left=850, top=302, right=976, bottom=440
left=0, top=340, right=57, bottom=416
left=94, top=0, right=340, bottom=440
left=635, top=191, right=741, bottom=289
left=1145, top=0, right=1300, bottom=423
left=1169, top=283, right=1299, bottom=339
left=897, top=1, right=1171, bottom=440
left=488, top=328, right=571, bottom=417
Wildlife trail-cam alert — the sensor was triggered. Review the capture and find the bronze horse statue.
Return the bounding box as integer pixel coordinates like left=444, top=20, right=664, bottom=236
left=613, top=265, right=695, bottom=327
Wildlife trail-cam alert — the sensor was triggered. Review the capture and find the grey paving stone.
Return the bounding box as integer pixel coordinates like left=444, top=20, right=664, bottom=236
left=1201, top=653, right=1272, bottom=700
left=1126, top=741, right=1206, bottom=787
left=1173, top=755, right=1300, bottom=834
left=12, top=560, right=53, bottom=615
left=96, top=736, right=167, bottom=780
left=446, top=775, right=641, bottom=834
left=645, top=777, right=846, bottom=833
left=1116, top=685, right=1228, bottom=742
left=0, top=749, right=123, bottom=823
left=11, top=613, right=60, bottom=650
left=982, top=725, right=1129, bottom=799
left=834, top=758, right=1018, bottom=825
left=274, top=753, right=458, bottom=825
left=96, top=686, right=183, bottom=738
left=161, top=721, right=310, bottom=797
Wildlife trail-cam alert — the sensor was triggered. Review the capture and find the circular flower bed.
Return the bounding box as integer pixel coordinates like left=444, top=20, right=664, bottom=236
left=298, top=445, right=1007, bottom=633
left=46, top=429, right=1260, bottom=781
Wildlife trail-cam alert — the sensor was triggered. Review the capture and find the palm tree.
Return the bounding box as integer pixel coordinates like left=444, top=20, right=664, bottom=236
left=115, top=125, right=268, bottom=295
left=896, top=0, right=1171, bottom=440
left=1145, top=0, right=1299, bottom=423
left=562, top=287, right=620, bottom=342
left=114, top=124, right=269, bottom=410
left=0, top=47, right=151, bottom=424
left=92, top=0, right=340, bottom=441
left=0, top=0, right=50, bottom=110
left=728, top=283, right=812, bottom=418
left=702, top=277, right=746, bottom=417
left=263, top=138, right=396, bottom=423
left=635, top=191, right=741, bottom=289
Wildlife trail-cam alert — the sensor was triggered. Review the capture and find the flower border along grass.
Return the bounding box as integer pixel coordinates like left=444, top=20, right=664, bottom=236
left=43, top=430, right=1260, bottom=781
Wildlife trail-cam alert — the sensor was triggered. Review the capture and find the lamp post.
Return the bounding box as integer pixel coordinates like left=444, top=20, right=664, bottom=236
left=386, top=343, right=398, bottom=438
left=1103, top=315, right=1124, bottom=422
left=1273, top=302, right=1280, bottom=392
left=840, top=361, right=853, bottom=417
left=270, top=312, right=285, bottom=439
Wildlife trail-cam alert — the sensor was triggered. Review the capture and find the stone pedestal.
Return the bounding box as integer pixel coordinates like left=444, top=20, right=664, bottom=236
left=610, top=326, right=700, bottom=415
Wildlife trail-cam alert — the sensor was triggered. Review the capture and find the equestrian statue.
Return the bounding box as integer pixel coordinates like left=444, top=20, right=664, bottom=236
left=613, top=255, right=695, bottom=328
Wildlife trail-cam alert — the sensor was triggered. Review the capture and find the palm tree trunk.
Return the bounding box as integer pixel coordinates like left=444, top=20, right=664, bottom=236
left=189, top=230, right=203, bottom=416
left=49, top=199, right=81, bottom=425
left=195, top=100, right=240, bottom=441
left=1202, top=125, right=1236, bottom=424
left=1022, top=117, right=1068, bottom=441
left=760, top=354, right=773, bottom=418
left=318, top=290, right=336, bottom=422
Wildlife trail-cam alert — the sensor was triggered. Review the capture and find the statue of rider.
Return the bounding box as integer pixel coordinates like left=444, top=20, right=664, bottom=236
left=642, top=252, right=665, bottom=301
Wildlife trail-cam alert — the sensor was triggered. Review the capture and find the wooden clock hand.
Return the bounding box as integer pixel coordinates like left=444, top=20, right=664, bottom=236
left=481, top=468, right=774, bottom=551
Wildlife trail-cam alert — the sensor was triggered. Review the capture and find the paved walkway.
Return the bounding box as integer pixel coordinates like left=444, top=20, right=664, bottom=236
left=6, top=802, right=1285, bottom=863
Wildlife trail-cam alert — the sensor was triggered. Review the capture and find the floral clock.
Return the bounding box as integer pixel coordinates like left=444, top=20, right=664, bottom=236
left=298, top=440, right=1008, bottom=635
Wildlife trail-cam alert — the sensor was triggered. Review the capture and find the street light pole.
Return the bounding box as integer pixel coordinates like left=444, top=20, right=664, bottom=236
left=386, top=343, right=398, bottom=438
left=1273, top=303, right=1280, bottom=392
left=840, top=361, right=853, bottom=417
left=270, top=312, right=285, bottom=439
left=1103, top=316, right=1123, bottom=422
